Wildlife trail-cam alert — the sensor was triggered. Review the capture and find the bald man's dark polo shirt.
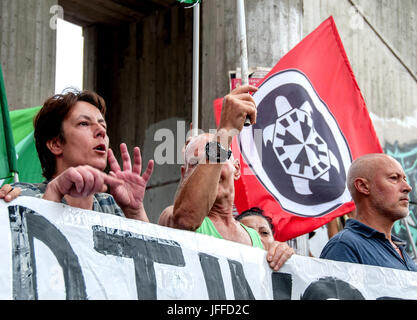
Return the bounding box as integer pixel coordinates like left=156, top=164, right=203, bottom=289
left=320, top=219, right=417, bottom=272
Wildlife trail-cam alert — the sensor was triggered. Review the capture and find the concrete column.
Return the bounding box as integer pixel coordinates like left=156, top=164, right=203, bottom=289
left=0, top=0, right=57, bottom=110
left=198, top=0, right=306, bottom=250
left=303, top=0, right=417, bottom=128
left=82, top=25, right=98, bottom=92
left=87, top=7, right=194, bottom=224
left=200, top=0, right=303, bottom=131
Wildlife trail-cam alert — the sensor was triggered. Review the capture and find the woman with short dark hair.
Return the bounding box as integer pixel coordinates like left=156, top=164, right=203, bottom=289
left=11, top=89, right=154, bottom=221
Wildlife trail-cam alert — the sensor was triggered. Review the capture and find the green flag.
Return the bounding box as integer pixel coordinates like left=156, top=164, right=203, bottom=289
left=0, top=65, right=18, bottom=180
left=1, top=106, right=43, bottom=185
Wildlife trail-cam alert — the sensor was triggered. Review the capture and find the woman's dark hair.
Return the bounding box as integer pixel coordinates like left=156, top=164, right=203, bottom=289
left=34, top=89, right=107, bottom=180
left=236, top=207, right=275, bottom=235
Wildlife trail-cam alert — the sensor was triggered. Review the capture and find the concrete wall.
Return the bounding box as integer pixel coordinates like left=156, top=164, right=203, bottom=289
left=303, top=0, right=416, bottom=126
left=82, top=6, right=194, bottom=223
left=0, top=0, right=56, bottom=110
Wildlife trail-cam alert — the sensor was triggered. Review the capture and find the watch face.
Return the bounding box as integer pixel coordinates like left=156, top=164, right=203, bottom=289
left=206, top=142, right=218, bottom=161
left=206, top=142, right=230, bottom=163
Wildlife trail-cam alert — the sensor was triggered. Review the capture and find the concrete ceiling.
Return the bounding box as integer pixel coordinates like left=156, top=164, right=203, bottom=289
left=59, top=0, right=178, bottom=26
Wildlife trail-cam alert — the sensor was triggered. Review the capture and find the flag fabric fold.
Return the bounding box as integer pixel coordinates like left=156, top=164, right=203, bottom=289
left=0, top=66, right=18, bottom=180
left=214, top=17, right=382, bottom=241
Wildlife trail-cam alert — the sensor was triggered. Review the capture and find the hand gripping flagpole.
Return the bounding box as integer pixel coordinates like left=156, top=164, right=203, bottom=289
left=236, top=0, right=251, bottom=127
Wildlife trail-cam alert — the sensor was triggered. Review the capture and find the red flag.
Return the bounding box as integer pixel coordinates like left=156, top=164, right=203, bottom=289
left=214, top=17, right=382, bottom=241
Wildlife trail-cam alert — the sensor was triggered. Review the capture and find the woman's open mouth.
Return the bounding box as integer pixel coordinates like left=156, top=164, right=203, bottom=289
left=94, top=144, right=107, bottom=154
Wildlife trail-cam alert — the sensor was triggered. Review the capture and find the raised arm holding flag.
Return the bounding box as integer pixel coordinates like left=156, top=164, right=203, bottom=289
left=214, top=16, right=383, bottom=242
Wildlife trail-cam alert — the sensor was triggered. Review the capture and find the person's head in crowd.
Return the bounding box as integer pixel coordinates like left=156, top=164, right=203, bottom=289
left=182, top=133, right=241, bottom=200
left=236, top=207, right=275, bottom=248
left=347, top=153, right=412, bottom=222
left=34, top=89, right=108, bottom=180
left=300, top=277, right=365, bottom=300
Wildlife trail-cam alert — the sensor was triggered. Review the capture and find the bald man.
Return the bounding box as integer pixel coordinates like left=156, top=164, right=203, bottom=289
left=159, top=85, right=294, bottom=271
left=320, top=153, right=417, bottom=271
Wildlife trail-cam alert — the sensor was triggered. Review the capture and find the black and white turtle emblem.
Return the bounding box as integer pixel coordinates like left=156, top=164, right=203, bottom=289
left=263, top=96, right=341, bottom=195
left=239, top=70, right=352, bottom=217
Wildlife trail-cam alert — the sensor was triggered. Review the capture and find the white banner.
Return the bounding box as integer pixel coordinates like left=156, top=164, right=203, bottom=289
left=1, top=197, right=417, bottom=300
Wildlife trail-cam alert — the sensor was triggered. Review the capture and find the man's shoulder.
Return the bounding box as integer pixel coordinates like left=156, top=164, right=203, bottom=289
left=329, top=226, right=360, bottom=243
left=240, top=223, right=264, bottom=249
left=327, top=219, right=371, bottom=245
left=161, top=205, right=174, bottom=216
left=158, top=205, right=174, bottom=226
left=320, top=223, right=367, bottom=263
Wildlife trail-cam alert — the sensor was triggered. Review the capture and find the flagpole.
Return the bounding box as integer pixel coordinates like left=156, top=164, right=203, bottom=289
left=236, top=0, right=251, bottom=127
left=237, top=0, right=248, bottom=86
left=191, top=2, right=200, bottom=137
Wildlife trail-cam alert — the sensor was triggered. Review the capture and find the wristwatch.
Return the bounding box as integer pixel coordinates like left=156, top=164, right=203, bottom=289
left=205, top=141, right=232, bottom=163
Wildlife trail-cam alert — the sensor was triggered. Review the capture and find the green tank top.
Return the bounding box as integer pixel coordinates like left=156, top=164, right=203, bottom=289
left=196, top=217, right=264, bottom=249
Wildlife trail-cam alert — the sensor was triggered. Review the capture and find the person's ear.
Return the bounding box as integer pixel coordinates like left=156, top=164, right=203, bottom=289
left=233, top=158, right=241, bottom=180
left=46, top=137, right=64, bottom=156
left=354, top=177, right=370, bottom=195
left=180, top=165, right=185, bottom=179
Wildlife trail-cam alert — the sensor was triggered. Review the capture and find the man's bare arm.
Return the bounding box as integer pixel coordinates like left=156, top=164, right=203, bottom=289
left=172, top=161, right=223, bottom=230
left=170, top=85, right=258, bottom=231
